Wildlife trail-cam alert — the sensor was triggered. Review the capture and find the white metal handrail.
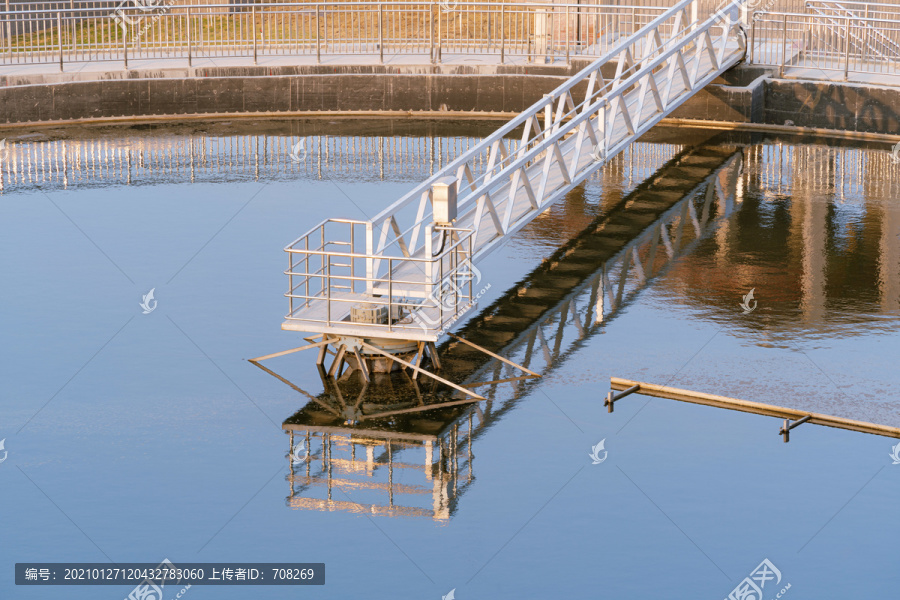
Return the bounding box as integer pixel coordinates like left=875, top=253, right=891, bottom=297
left=750, top=10, right=900, bottom=77
left=806, top=1, right=900, bottom=62
left=0, top=2, right=671, bottom=67
left=285, top=219, right=477, bottom=336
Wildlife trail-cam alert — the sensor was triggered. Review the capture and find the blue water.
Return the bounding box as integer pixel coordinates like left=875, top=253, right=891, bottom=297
left=1, top=122, right=898, bottom=599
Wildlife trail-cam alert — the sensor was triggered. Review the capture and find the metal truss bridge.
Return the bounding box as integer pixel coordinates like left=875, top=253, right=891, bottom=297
left=269, top=0, right=748, bottom=384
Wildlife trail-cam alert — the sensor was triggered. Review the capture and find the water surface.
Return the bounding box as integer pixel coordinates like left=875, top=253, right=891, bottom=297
left=1, top=120, right=898, bottom=599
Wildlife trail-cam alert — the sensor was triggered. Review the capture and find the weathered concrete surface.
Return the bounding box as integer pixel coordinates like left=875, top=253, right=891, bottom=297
left=0, top=58, right=896, bottom=134
left=764, top=80, right=900, bottom=134
left=0, top=73, right=592, bottom=123
left=0, top=60, right=759, bottom=125
left=669, top=73, right=766, bottom=124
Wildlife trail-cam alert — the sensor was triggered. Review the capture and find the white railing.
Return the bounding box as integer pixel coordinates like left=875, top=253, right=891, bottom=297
left=806, top=1, right=900, bottom=63
left=0, top=2, right=672, bottom=67
left=750, top=9, right=900, bottom=77
left=284, top=219, right=477, bottom=339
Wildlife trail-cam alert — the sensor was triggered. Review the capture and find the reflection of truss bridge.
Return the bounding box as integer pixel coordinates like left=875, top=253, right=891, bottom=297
left=439, top=145, right=744, bottom=391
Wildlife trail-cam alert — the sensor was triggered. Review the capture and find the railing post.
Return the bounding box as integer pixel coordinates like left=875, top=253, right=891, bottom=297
left=565, top=4, right=570, bottom=64
left=843, top=20, right=851, bottom=80
left=779, top=13, right=787, bottom=77
left=57, top=12, right=63, bottom=72
left=4, top=0, right=11, bottom=59
left=430, top=2, right=435, bottom=63
left=123, top=23, right=128, bottom=69
left=326, top=257, right=331, bottom=325
left=749, top=16, right=755, bottom=65
left=252, top=4, right=257, bottom=65
left=315, top=5, right=320, bottom=64
left=499, top=4, right=504, bottom=64
left=186, top=7, right=192, bottom=68
left=378, top=2, right=383, bottom=64
left=437, top=2, right=442, bottom=63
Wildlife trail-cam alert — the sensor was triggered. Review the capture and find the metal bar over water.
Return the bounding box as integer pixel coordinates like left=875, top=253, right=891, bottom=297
left=610, top=377, right=900, bottom=440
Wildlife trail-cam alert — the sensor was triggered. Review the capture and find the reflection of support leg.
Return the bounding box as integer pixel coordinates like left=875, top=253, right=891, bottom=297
left=615, top=249, right=631, bottom=306
left=537, top=327, right=553, bottom=365
left=878, top=201, right=900, bottom=312
left=800, top=194, right=827, bottom=323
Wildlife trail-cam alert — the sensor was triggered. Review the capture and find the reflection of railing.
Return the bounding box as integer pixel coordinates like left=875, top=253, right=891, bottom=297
left=0, top=134, right=494, bottom=193
left=0, top=134, right=684, bottom=195
left=750, top=9, right=900, bottom=77
left=0, top=2, right=671, bottom=67
left=452, top=149, right=745, bottom=400
left=284, top=408, right=476, bottom=521
left=284, top=219, right=476, bottom=339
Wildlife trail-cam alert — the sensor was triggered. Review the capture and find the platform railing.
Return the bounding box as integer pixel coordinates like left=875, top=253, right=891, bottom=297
left=805, top=1, right=900, bottom=63
left=750, top=10, right=900, bottom=77
left=0, top=1, right=671, bottom=67
left=284, top=218, right=476, bottom=336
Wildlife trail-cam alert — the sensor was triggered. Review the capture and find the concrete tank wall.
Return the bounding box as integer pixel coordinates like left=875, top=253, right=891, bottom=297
left=0, top=61, right=897, bottom=135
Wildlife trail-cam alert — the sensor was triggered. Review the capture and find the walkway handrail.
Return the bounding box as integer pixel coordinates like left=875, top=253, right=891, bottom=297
left=750, top=9, right=900, bottom=77
left=0, top=2, right=671, bottom=68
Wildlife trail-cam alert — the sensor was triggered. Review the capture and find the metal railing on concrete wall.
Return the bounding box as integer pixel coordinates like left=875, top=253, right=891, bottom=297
left=750, top=6, right=900, bottom=78
left=0, top=1, right=672, bottom=67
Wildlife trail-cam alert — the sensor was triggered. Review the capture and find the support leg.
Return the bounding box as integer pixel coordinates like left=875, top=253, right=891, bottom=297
left=427, top=341, right=442, bottom=370
left=328, top=345, right=347, bottom=378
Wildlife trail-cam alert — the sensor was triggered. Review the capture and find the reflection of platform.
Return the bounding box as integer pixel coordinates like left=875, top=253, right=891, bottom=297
left=284, top=384, right=477, bottom=521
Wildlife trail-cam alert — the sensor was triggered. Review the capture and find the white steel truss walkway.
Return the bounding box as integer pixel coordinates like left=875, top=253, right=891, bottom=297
left=282, top=0, right=748, bottom=346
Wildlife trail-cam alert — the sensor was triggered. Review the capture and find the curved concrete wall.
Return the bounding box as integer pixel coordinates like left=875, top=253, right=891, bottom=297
left=0, top=61, right=762, bottom=126
left=0, top=61, right=896, bottom=134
